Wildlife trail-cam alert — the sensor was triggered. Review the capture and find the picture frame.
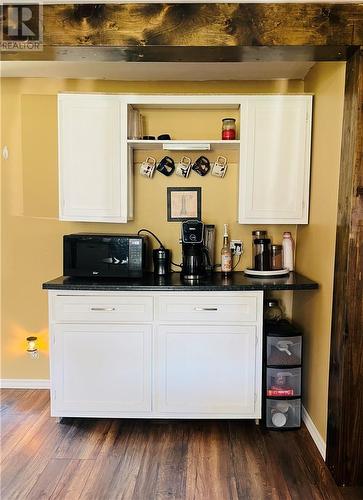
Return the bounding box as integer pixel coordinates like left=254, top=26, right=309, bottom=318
left=167, top=187, right=201, bottom=222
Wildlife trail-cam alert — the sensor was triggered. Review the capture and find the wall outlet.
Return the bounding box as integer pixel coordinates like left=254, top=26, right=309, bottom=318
left=230, top=240, right=243, bottom=256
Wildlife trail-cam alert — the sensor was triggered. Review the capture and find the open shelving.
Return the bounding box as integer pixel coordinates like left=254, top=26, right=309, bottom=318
left=127, top=139, right=241, bottom=151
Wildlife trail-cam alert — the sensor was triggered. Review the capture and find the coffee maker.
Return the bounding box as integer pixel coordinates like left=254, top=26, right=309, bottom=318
left=181, top=220, right=211, bottom=280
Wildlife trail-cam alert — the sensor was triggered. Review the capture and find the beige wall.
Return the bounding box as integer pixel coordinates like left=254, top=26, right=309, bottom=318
left=1, top=78, right=302, bottom=380
left=293, top=62, right=346, bottom=441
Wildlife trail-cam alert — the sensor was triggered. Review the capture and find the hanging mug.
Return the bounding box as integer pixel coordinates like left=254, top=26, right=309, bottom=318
left=192, top=156, right=210, bottom=176
left=157, top=156, right=175, bottom=176
left=211, top=156, right=228, bottom=178
left=176, top=156, right=192, bottom=178
left=140, top=157, right=156, bottom=178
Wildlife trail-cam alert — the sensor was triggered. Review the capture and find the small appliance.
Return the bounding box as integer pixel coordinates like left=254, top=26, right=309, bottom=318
left=152, top=248, right=171, bottom=276
left=181, top=220, right=210, bottom=280
left=137, top=228, right=171, bottom=276
left=63, top=234, right=148, bottom=278
left=203, top=224, right=215, bottom=271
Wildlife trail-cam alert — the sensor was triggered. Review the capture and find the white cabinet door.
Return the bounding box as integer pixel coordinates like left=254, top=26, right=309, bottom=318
left=154, top=324, right=260, bottom=417
left=239, top=95, right=312, bottom=224
left=51, top=324, right=151, bottom=415
left=58, top=94, right=128, bottom=222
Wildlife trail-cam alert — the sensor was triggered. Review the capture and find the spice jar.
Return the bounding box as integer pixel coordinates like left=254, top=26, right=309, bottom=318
left=222, top=118, right=236, bottom=140
left=271, top=244, right=283, bottom=270
left=252, top=230, right=267, bottom=269
left=254, top=238, right=271, bottom=270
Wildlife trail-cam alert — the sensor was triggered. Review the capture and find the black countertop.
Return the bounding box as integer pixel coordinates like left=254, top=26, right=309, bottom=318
left=42, top=272, right=318, bottom=292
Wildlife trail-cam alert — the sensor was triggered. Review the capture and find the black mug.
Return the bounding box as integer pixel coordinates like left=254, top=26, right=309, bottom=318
left=157, top=156, right=175, bottom=176
left=192, top=156, right=210, bottom=176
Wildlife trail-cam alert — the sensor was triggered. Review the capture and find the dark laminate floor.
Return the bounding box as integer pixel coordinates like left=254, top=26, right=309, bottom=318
left=0, top=389, right=356, bottom=500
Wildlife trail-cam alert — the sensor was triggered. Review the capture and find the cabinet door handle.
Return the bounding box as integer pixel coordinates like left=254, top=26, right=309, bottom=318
left=194, top=307, right=218, bottom=311
left=90, top=307, right=116, bottom=312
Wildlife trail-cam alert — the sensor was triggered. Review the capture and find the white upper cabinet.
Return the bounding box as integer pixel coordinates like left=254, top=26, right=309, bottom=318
left=58, top=94, right=129, bottom=223
left=57, top=93, right=312, bottom=224
left=238, top=95, right=312, bottom=224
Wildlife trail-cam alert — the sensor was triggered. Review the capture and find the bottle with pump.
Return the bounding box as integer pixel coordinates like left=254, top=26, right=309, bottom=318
left=221, top=224, right=232, bottom=274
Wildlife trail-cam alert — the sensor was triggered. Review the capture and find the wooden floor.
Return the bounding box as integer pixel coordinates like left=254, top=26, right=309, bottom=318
left=0, top=389, right=349, bottom=500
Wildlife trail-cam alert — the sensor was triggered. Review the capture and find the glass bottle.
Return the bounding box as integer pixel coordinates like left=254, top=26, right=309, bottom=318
left=221, top=224, right=232, bottom=274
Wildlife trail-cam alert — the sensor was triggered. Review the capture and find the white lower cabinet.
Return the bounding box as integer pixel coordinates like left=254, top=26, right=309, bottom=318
left=48, top=290, right=263, bottom=419
left=51, top=323, right=152, bottom=415
left=154, top=324, right=258, bottom=417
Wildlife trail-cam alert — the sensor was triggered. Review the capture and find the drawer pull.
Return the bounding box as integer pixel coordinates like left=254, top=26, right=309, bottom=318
left=194, top=307, right=218, bottom=311
left=90, top=307, right=116, bottom=312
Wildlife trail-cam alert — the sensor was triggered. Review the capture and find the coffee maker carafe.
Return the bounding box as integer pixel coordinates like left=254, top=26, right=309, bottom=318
left=181, top=220, right=210, bottom=280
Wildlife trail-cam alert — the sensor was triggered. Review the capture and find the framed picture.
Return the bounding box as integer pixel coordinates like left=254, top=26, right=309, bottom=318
left=167, top=187, right=201, bottom=222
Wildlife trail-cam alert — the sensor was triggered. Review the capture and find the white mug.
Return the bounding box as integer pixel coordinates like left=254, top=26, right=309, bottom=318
left=211, top=156, right=228, bottom=178
left=140, top=157, right=156, bottom=178
left=175, top=156, right=192, bottom=178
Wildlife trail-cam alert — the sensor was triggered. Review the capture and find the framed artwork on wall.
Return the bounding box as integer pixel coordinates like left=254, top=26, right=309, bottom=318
left=167, top=187, right=201, bottom=222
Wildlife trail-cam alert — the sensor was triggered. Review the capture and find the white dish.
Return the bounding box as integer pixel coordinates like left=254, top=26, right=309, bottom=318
left=244, top=268, right=290, bottom=277
left=272, top=412, right=287, bottom=427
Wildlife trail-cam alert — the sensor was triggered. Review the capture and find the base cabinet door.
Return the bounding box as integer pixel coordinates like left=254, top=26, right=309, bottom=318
left=51, top=323, right=151, bottom=415
left=154, top=324, right=260, bottom=417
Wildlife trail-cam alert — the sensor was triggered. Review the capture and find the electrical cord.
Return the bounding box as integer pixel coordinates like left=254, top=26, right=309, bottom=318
left=137, top=228, right=182, bottom=269
left=137, top=228, right=164, bottom=248
left=232, top=254, right=242, bottom=270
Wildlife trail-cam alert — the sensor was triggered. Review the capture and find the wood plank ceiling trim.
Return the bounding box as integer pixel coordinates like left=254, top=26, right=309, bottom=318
left=42, top=4, right=363, bottom=47
left=1, top=3, right=363, bottom=49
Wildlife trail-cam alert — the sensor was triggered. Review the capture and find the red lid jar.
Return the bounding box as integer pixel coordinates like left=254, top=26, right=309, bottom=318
left=222, top=118, right=236, bottom=140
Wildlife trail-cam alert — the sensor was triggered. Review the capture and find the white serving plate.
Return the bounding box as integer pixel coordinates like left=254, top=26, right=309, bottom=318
left=244, top=268, right=290, bottom=277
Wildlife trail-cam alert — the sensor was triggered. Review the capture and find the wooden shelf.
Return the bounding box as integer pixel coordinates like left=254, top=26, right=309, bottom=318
left=127, top=140, right=240, bottom=151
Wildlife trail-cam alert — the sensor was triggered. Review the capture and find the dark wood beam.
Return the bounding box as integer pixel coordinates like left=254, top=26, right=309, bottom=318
left=41, top=3, right=363, bottom=47
left=2, top=3, right=362, bottom=63
left=326, top=47, right=363, bottom=486
left=0, top=45, right=353, bottom=63
left=1, top=3, right=363, bottom=59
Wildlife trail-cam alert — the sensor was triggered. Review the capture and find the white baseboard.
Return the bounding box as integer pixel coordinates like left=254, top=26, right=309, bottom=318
left=0, top=379, right=50, bottom=389
left=302, top=405, right=326, bottom=460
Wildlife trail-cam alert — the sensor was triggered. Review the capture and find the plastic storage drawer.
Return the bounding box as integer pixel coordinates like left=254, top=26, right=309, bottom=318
left=266, top=367, right=301, bottom=397
left=266, top=398, right=301, bottom=429
left=266, top=335, right=302, bottom=366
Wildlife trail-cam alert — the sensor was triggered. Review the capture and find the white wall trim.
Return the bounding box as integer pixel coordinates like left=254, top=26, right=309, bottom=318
left=0, top=379, right=50, bottom=389
left=302, top=405, right=326, bottom=460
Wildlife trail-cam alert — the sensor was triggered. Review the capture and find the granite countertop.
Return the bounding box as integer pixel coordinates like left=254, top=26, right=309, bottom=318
left=42, top=272, right=318, bottom=292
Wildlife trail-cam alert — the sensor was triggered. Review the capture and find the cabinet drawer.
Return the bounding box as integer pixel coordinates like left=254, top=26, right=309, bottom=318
left=51, top=295, right=153, bottom=323
left=156, top=294, right=258, bottom=323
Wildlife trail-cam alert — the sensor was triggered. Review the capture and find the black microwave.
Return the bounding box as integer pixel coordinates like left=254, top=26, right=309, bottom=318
left=63, top=234, right=148, bottom=278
